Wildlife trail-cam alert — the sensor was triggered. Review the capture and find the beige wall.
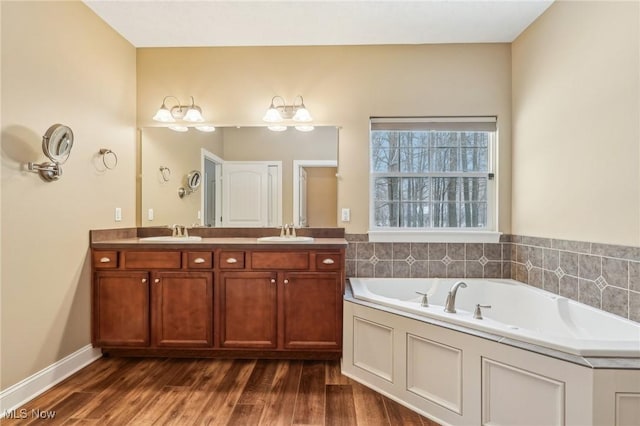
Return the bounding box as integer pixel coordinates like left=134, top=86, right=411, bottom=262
left=512, top=0, right=640, bottom=246
left=137, top=44, right=513, bottom=234
left=0, top=1, right=136, bottom=389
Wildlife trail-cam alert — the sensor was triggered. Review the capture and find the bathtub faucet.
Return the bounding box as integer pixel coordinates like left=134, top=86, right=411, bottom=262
left=444, top=281, right=467, bottom=313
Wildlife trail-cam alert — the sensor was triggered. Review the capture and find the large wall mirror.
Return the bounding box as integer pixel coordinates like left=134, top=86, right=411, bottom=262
left=140, top=126, right=338, bottom=228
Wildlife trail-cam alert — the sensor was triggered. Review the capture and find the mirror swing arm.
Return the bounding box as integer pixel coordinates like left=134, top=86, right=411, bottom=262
left=28, top=124, right=74, bottom=182
left=178, top=170, right=202, bottom=198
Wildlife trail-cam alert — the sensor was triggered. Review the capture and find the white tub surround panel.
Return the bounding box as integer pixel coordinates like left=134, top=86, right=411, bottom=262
left=343, top=299, right=640, bottom=426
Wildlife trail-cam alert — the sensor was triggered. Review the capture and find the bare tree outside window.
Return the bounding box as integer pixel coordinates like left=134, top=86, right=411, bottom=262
left=371, top=124, right=492, bottom=229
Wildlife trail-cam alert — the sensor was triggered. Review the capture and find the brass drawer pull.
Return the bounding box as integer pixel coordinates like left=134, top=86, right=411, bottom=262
left=322, top=258, right=335, bottom=265
left=141, top=278, right=147, bottom=283
left=99, top=257, right=111, bottom=263
left=271, top=279, right=276, bottom=284
left=193, top=258, right=206, bottom=264
left=154, top=278, right=160, bottom=284
left=226, top=258, right=238, bottom=264
left=284, top=279, right=289, bottom=284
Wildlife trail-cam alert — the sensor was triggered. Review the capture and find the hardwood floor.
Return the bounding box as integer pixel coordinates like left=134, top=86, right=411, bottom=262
left=3, top=357, right=441, bottom=425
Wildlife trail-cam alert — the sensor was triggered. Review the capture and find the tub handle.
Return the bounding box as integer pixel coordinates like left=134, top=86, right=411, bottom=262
left=474, top=304, right=492, bottom=320
left=415, top=291, right=429, bottom=307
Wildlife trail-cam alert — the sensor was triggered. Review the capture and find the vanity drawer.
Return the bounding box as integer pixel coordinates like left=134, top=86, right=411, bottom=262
left=220, top=251, right=245, bottom=269
left=93, top=251, right=118, bottom=269
left=185, top=252, right=213, bottom=269
left=123, top=251, right=181, bottom=269
left=251, top=251, right=309, bottom=270
left=315, top=252, right=342, bottom=271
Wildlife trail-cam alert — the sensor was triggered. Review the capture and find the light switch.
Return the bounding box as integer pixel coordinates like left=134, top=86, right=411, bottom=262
left=341, top=208, right=350, bottom=222
left=115, top=207, right=122, bottom=222
left=148, top=208, right=154, bottom=221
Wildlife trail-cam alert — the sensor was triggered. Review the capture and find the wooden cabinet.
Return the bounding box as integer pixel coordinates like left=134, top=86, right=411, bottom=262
left=218, top=251, right=344, bottom=352
left=92, top=250, right=213, bottom=349
left=219, top=271, right=277, bottom=348
left=93, top=271, right=149, bottom=347
left=283, top=272, right=342, bottom=350
left=91, top=245, right=345, bottom=359
left=152, top=272, right=213, bottom=347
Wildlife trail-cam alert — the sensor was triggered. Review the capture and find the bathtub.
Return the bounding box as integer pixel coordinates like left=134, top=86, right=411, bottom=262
left=348, top=277, right=640, bottom=357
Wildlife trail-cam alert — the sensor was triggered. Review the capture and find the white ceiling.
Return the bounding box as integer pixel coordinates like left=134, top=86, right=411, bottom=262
left=83, top=0, right=554, bottom=48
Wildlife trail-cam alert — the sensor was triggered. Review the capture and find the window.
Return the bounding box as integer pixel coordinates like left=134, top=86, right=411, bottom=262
left=369, top=117, right=499, bottom=243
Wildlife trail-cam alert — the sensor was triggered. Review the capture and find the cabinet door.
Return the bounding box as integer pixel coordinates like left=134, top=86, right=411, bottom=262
left=219, top=272, right=277, bottom=348
left=152, top=272, right=213, bottom=347
left=93, top=271, right=149, bottom=347
left=283, top=272, right=342, bottom=350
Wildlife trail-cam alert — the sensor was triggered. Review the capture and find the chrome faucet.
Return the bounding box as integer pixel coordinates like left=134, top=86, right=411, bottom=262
left=444, top=281, right=467, bottom=313
left=279, top=224, right=297, bottom=238
left=171, top=224, right=188, bottom=238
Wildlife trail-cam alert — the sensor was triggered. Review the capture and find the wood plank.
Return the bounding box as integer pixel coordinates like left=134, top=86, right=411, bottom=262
left=352, top=380, right=390, bottom=426
left=195, top=359, right=256, bottom=425
left=325, top=359, right=351, bottom=385
left=325, top=384, right=357, bottom=426
left=236, top=359, right=279, bottom=405
left=292, top=360, right=326, bottom=425
left=72, top=358, right=172, bottom=421
left=126, top=386, right=189, bottom=425
left=25, top=392, right=95, bottom=426
left=227, top=403, right=265, bottom=425
left=259, top=360, right=303, bottom=426
left=61, top=419, right=100, bottom=425
left=383, top=395, right=424, bottom=426
left=165, top=359, right=236, bottom=425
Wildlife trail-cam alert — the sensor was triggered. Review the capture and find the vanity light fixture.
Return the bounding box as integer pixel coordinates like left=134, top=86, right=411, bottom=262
left=153, top=96, right=215, bottom=132
left=263, top=95, right=314, bottom=132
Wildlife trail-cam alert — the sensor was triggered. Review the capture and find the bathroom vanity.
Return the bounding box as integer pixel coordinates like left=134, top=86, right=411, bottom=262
left=90, top=228, right=346, bottom=359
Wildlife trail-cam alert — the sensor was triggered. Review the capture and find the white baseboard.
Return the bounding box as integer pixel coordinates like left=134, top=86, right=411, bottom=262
left=0, top=344, right=102, bottom=417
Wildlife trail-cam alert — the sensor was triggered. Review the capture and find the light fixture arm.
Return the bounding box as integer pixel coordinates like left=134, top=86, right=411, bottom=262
left=264, top=95, right=313, bottom=121
left=154, top=95, right=207, bottom=125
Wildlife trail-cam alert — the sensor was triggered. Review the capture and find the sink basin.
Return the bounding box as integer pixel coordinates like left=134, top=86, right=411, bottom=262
left=139, top=236, right=203, bottom=242
left=257, top=236, right=314, bottom=243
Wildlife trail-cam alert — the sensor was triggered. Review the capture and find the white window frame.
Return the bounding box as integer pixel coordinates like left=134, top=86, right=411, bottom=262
left=368, top=117, right=501, bottom=243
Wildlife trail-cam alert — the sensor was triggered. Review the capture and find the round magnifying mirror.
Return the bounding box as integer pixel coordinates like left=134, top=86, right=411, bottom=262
left=42, top=124, right=74, bottom=164
left=186, top=170, right=201, bottom=191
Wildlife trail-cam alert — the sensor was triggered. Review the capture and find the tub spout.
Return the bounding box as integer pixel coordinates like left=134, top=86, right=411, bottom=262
left=444, top=281, right=467, bottom=313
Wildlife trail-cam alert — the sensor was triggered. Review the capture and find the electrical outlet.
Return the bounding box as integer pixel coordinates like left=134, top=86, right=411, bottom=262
left=341, top=208, right=350, bottom=222
left=115, top=207, right=122, bottom=222
left=148, top=208, right=154, bottom=221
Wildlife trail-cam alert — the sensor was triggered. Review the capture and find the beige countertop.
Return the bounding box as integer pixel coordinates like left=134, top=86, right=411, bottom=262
left=92, top=237, right=348, bottom=249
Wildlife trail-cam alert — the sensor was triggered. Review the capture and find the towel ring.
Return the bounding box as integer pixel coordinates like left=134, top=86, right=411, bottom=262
left=159, top=166, right=171, bottom=182
left=99, top=148, right=118, bottom=170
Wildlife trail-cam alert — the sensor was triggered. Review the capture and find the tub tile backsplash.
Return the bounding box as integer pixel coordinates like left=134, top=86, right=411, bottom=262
left=345, top=233, right=640, bottom=322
